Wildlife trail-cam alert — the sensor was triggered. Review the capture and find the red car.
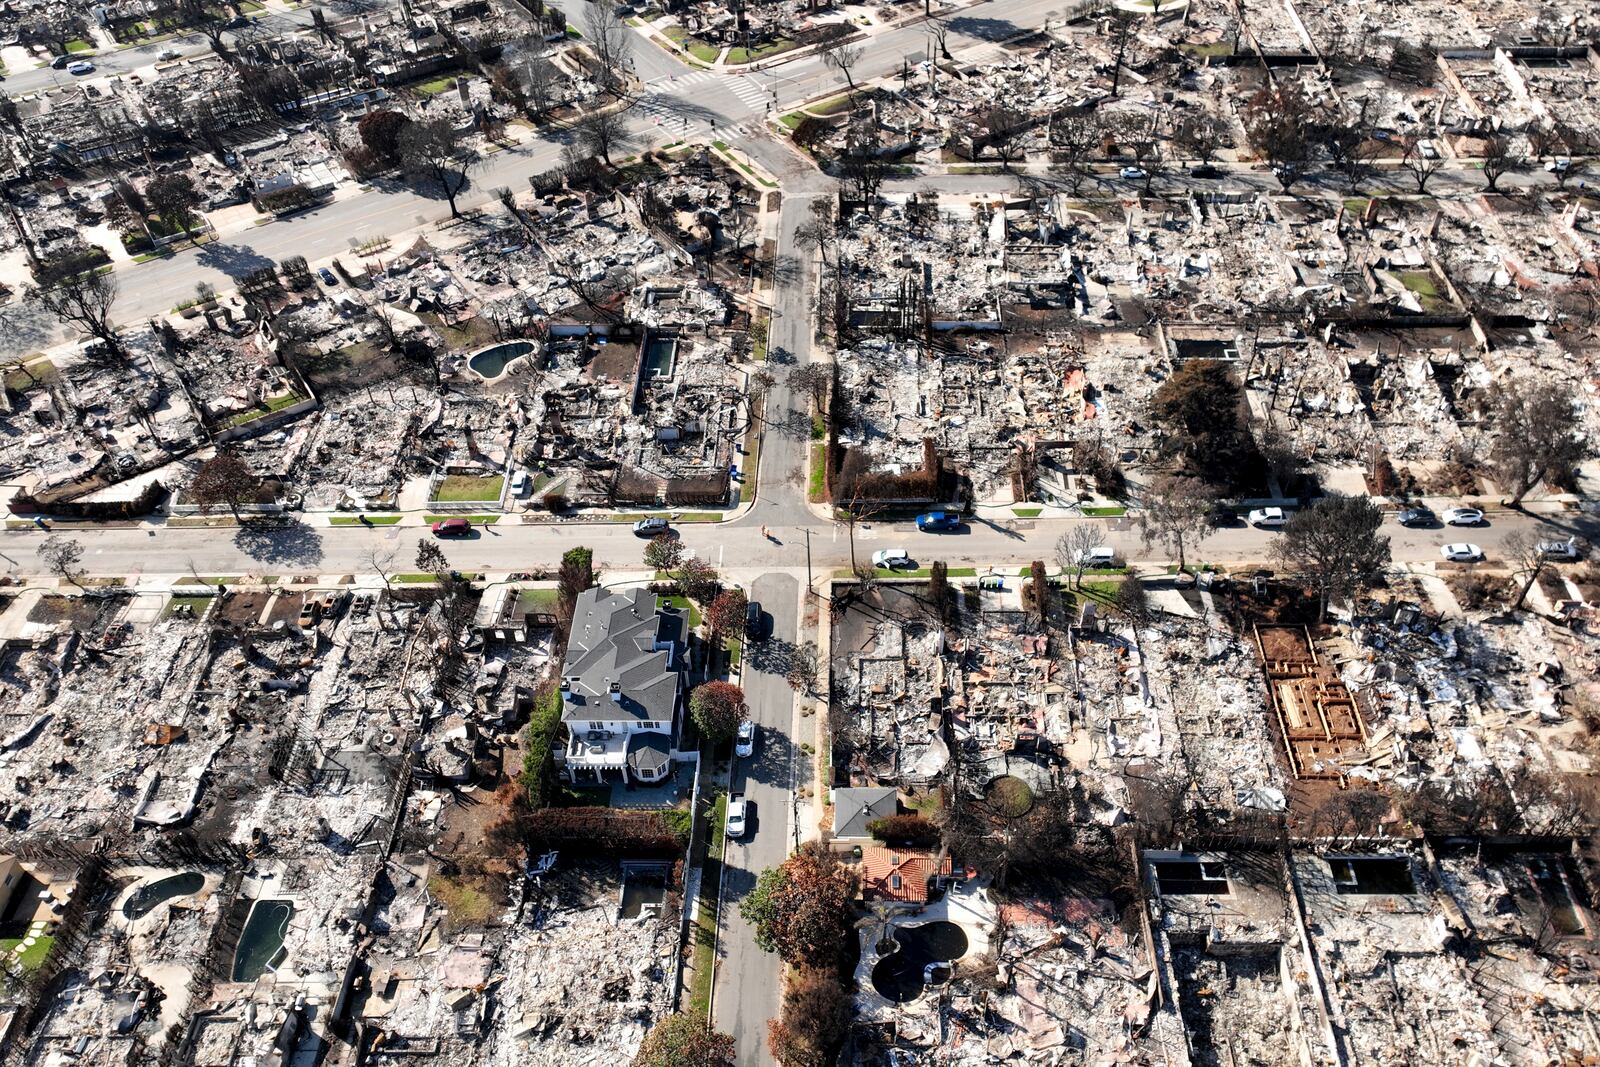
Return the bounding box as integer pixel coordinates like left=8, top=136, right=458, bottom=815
left=431, top=517, right=471, bottom=537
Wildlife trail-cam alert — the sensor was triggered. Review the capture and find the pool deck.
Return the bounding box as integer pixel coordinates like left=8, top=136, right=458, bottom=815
left=852, top=876, right=997, bottom=1019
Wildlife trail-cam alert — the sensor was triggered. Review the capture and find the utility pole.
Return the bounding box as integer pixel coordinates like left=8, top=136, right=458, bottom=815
left=804, top=526, right=813, bottom=599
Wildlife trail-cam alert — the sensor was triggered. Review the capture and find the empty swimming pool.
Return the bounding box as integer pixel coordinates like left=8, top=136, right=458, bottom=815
left=231, top=900, right=293, bottom=982
left=870, top=921, right=969, bottom=1003
left=468, top=340, right=535, bottom=380
left=122, top=872, right=205, bottom=920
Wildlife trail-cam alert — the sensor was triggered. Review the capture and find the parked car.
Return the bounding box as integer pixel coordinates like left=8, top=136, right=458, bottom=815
left=317, top=267, right=337, bottom=286
left=1119, top=166, right=1148, bottom=180
left=916, top=511, right=960, bottom=532
left=1440, top=543, right=1483, bottom=563
left=1247, top=507, right=1288, bottom=528
left=1444, top=507, right=1484, bottom=526
left=67, top=61, right=95, bottom=75
left=1546, top=157, right=1572, bottom=173
left=158, top=48, right=182, bottom=60
left=509, top=470, right=529, bottom=497
left=50, top=55, right=70, bottom=69
left=632, top=516, right=669, bottom=537
left=431, top=517, right=471, bottom=537
left=1537, top=537, right=1580, bottom=561
left=725, top=794, right=749, bottom=838
left=744, top=599, right=765, bottom=641
left=735, top=719, right=756, bottom=759
left=1397, top=505, right=1435, bottom=527
left=1189, top=164, right=1224, bottom=179
left=1072, top=546, right=1117, bottom=567
left=872, top=548, right=915, bottom=570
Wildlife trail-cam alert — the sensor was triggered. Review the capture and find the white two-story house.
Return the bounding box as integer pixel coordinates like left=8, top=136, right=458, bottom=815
left=557, top=587, right=687, bottom=785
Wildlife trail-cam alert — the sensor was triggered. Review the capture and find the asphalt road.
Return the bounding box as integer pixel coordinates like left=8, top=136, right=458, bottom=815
left=1, top=507, right=1592, bottom=580
left=715, top=572, right=800, bottom=1067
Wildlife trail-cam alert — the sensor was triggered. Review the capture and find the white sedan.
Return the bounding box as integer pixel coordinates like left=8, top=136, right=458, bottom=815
left=1440, top=543, right=1484, bottom=563
left=735, top=718, right=756, bottom=759
left=872, top=548, right=915, bottom=570
left=1444, top=507, right=1485, bottom=526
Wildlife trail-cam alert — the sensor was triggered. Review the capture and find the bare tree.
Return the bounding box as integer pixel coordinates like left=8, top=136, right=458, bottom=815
left=822, top=40, right=865, bottom=97
left=28, top=271, right=127, bottom=364
left=788, top=362, right=832, bottom=416
left=365, top=544, right=400, bottom=593
left=584, top=0, right=632, bottom=97
left=1172, top=113, right=1224, bottom=163
left=39, top=535, right=84, bottom=586
left=1104, top=11, right=1138, bottom=97
left=574, top=108, right=632, bottom=167
left=1401, top=138, right=1444, bottom=193
left=522, top=56, right=559, bottom=119
left=398, top=118, right=476, bottom=218
left=981, top=106, right=1028, bottom=170
left=415, top=537, right=448, bottom=574
left=1271, top=494, right=1391, bottom=618
left=1488, top=377, right=1584, bottom=504
left=1055, top=522, right=1107, bottom=590
left=1553, top=157, right=1588, bottom=191
left=1243, top=80, right=1314, bottom=190
left=1050, top=110, right=1102, bottom=194
left=1480, top=134, right=1520, bottom=192
left=1502, top=529, right=1551, bottom=611
left=190, top=450, right=263, bottom=520
left=1527, top=120, right=1559, bottom=161
left=1137, top=474, right=1214, bottom=574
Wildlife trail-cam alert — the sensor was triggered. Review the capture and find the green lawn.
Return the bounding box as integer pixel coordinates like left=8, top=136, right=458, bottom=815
left=414, top=74, right=461, bottom=95
left=1398, top=270, right=1452, bottom=312
left=4, top=359, right=57, bottom=393
left=328, top=514, right=404, bottom=526
left=431, top=474, right=505, bottom=503
left=686, top=791, right=728, bottom=1017
left=222, top=390, right=307, bottom=428
left=162, top=595, right=215, bottom=619
left=0, top=934, right=54, bottom=972
left=779, top=113, right=803, bottom=130
left=427, top=875, right=494, bottom=928
left=726, top=37, right=797, bottom=64
left=1012, top=506, right=1043, bottom=518
left=809, top=93, right=854, bottom=116
left=614, top=512, right=724, bottom=523
left=657, top=594, right=703, bottom=629
left=1081, top=505, right=1127, bottom=517
left=519, top=588, right=560, bottom=613
left=65, top=39, right=94, bottom=53
left=808, top=443, right=827, bottom=502
left=394, top=571, right=483, bottom=583
left=739, top=433, right=760, bottom=505
left=858, top=566, right=979, bottom=579
left=422, top=513, right=500, bottom=524
left=688, top=40, right=720, bottom=62
left=192, top=576, right=240, bottom=586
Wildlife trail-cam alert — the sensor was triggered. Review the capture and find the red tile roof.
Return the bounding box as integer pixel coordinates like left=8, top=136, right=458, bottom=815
left=860, top=847, right=953, bottom=903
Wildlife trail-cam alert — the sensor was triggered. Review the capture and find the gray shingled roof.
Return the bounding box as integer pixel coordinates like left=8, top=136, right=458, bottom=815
left=626, top=732, right=672, bottom=777
left=562, top=587, right=684, bottom=725
left=832, top=787, right=899, bottom=840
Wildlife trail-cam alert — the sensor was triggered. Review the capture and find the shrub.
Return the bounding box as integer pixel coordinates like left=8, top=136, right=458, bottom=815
left=524, top=806, right=684, bottom=855
left=866, top=814, right=940, bottom=847
left=518, top=682, right=564, bottom=808
left=543, top=492, right=567, bottom=513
